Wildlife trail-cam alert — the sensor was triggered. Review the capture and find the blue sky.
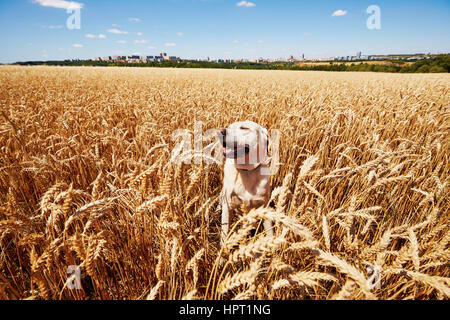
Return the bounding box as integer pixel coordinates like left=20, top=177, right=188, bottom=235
left=0, top=0, right=449, bottom=63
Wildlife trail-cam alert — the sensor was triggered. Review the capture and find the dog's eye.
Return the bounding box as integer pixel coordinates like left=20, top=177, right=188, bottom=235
left=240, top=127, right=249, bottom=130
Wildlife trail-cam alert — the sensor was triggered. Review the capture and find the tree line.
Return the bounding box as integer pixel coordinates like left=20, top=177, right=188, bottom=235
left=13, top=54, right=449, bottom=73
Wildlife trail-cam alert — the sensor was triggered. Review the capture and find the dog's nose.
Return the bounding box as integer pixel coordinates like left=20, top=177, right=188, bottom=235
left=219, top=128, right=227, bottom=136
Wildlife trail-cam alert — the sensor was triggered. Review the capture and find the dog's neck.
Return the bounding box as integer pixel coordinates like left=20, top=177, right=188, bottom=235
left=235, top=162, right=262, bottom=172
left=232, top=157, right=271, bottom=173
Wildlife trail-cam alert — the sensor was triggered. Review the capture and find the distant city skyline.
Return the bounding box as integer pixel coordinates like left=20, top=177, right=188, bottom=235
left=0, top=0, right=449, bottom=63
left=87, top=52, right=439, bottom=65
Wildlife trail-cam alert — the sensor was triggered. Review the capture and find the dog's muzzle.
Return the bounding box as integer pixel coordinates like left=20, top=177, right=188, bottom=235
left=218, top=129, right=250, bottom=158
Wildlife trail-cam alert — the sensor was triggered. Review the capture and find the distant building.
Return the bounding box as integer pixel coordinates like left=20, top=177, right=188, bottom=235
left=159, top=53, right=169, bottom=61
left=126, top=55, right=141, bottom=63
left=90, top=52, right=182, bottom=63
left=111, top=56, right=124, bottom=62
left=407, top=56, right=424, bottom=61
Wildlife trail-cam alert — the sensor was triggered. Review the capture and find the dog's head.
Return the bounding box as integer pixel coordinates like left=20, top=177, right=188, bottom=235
left=217, top=120, right=269, bottom=165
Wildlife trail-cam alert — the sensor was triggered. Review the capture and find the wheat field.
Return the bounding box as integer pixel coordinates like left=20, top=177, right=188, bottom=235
left=0, top=65, right=449, bottom=300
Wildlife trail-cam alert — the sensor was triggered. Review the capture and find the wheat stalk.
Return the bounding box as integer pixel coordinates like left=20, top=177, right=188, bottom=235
left=1, top=66, right=448, bottom=300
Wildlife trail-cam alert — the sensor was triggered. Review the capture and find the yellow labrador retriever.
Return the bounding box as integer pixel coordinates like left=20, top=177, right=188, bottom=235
left=218, top=120, right=273, bottom=246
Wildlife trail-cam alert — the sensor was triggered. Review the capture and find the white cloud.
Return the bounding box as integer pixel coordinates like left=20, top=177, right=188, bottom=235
left=165, top=42, right=176, bottom=47
left=86, top=33, right=106, bottom=39
left=136, top=32, right=143, bottom=36
left=148, top=46, right=156, bottom=49
left=331, top=9, right=347, bottom=17
left=73, top=43, right=83, bottom=48
left=236, top=1, right=255, bottom=7
left=32, top=0, right=83, bottom=9
left=58, top=48, right=65, bottom=51
left=107, top=28, right=128, bottom=34
left=176, top=32, right=184, bottom=37
left=257, top=40, right=264, bottom=43
left=233, top=40, right=239, bottom=43
left=129, top=18, right=140, bottom=22
left=47, top=25, right=63, bottom=29
left=134, top=39, right=148, bottom=44
left=117, top=40, right=127, bottom=44
left=42, top=54, right=49, bottom=58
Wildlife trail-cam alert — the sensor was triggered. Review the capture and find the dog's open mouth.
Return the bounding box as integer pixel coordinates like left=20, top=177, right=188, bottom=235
left=223, top=144, right=250, bottom=158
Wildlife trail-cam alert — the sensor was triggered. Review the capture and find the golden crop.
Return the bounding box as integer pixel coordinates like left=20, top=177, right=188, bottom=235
left=0, top=66, right=449, bottom=300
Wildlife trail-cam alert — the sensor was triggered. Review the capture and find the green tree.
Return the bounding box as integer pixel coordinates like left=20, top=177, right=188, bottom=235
left=417, top=64, right=430, bottom=73
left=429, top=65, right=446, bottom=73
